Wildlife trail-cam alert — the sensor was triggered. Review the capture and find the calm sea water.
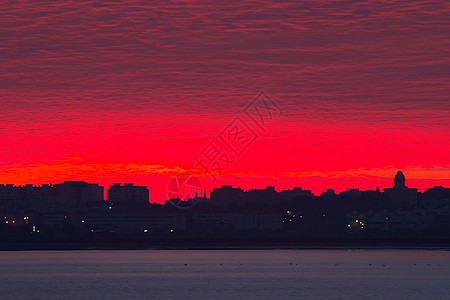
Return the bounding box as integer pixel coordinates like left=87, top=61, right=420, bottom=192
left=0, top=249, right=449, bottom=299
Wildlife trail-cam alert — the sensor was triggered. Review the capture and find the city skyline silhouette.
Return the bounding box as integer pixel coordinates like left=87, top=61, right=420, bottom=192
left=1, top=170, right=450, bottom=247
left=0, top=170, right=447, bottom=204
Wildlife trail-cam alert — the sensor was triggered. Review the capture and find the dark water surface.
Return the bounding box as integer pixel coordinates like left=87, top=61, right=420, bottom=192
left=1, top=249, right=449, bottom=299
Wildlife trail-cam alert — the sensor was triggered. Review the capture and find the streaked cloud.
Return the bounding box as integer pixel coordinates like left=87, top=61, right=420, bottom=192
left=1, top=0, right=448, bottom=201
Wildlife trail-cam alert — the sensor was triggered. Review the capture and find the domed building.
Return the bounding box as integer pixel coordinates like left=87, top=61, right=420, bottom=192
left=394, top=171, right=406, bottom=188
left=384, top=171, right=418, bottom=207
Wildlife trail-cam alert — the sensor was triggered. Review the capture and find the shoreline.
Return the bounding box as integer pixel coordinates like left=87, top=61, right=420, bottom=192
left=2, top=239, right=450, bottom=251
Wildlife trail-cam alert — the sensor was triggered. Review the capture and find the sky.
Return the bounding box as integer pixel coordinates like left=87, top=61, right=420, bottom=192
left=1, top=0, right=449, bottom=203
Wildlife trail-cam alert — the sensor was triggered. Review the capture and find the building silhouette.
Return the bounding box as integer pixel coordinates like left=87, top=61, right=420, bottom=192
left=210, top=185, right=245, bottom=208
left=54, top=181, right=104, bottom=212
left=279, top=187, right=314, bottom=202
left=246, top=186, right=278, bottom=204
left=107, top=183, right=149, bottom=210
left=384, top=171, right=418, bottom=207
left=0, top=181, right=103, bottom=214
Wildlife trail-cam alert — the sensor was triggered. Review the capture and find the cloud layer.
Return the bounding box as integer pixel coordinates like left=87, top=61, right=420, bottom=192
left=1, top=1, right=448, bottom=201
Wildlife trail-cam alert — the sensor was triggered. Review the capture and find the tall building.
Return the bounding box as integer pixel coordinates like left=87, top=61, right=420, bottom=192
left=53, top=181, right=104, bottom=212
left=246, top=186, right=278, bottom=204
left=340, top=188, right=362, bottom=198
left=384, top=171, right=418, bottom=207
left=321, top=189, right=336, bottom=198
left=0, top=182, right=104, bottom=214
left=107, top=183, right=149, bottom=210
left=210, top=185, right=245, bottom=207
left=279, top=187, right=314, bottom=201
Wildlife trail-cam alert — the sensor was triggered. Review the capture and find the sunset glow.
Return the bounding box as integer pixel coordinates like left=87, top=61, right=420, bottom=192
left=1, top=0, right=449, bottom=202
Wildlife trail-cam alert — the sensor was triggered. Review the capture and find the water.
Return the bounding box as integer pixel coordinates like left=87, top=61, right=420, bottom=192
left=0, top=249, right=449, bottom=299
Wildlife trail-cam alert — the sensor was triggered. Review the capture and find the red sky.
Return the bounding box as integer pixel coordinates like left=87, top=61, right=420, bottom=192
left=1, top=0, right=449, bottom=203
